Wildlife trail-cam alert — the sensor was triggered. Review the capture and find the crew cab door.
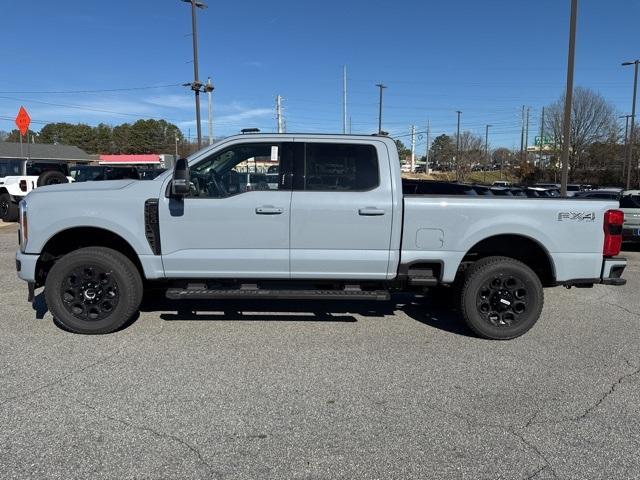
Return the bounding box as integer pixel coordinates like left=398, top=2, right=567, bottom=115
left=159, top=140, right=293, bottom=278
left=289, top=140, right=394, bottom=279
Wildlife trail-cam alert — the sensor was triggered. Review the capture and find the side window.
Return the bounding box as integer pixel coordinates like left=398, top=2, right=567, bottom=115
left=189, top=143, right=282, bottom=198
left=300, top=143, right=379, bottom=191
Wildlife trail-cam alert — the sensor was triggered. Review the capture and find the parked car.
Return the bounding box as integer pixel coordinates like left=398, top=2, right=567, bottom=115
left=573, top=190, right=621, bottom=201
left=69, top=165, right=140, bottom=182
left=16, top=134, right=626, bottom=340
left=619, top=190, right=640, bottom=243
left=1, top=159, right=72, bottom=222
left=492, top=181, right=512, bottom=187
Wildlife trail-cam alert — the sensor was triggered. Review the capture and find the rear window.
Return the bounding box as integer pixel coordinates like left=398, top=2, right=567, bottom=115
left=26, top=161, right=69, bottom=177
left=301, top=143, right=379, bottom=191
left=0, top=159, right=22, bottom=177
left=620, top=195, right=640, bottom=208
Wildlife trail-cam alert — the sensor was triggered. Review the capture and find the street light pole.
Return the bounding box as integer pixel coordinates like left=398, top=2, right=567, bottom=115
left=560, top=0, right=578, bottom=196
left=484, top=124, right=491, bottom=184
left=182, top=0, right=207, bottom=150
left=620, top=114, right=631, bottom=179
left=455, top=110, right=462, bottom=179
left=376, top=83, right=387, bottom=134
left=623, top=60, right=639, bottom=190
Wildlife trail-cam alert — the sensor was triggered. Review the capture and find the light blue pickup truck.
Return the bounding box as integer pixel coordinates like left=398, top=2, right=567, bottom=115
left=15, top=134, right=627, bottom=339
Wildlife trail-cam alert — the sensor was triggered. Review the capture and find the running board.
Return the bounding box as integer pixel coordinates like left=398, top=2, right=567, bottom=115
left=166, top=285, right=390, bottom=301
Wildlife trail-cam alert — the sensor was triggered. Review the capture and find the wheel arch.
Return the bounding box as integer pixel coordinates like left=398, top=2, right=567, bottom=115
left=461, top=234, right=556, bottom=286
left=36, top=226, right=145, bottom=286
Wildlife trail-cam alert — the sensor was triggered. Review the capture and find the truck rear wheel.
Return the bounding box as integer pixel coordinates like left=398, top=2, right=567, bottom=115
left=459, top=256, right=543, bottom=340
left=0, top=193, right=18, bottom=222
left=45, top=247, right=142, bottom=334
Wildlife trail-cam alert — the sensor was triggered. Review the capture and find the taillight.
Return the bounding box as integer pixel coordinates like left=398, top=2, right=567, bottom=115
left=19, top=180, right=27, bottom=192
left=603, top=209, right=623, bottom=257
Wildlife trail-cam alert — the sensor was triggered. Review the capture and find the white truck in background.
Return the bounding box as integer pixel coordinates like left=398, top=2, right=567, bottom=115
left=1, top=159, right=71, bottom=222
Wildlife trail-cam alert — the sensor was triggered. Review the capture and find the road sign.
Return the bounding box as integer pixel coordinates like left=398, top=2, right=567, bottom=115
left=15, top=106, right=31, bottom=136
left=534, top=136, right=552, bottom=146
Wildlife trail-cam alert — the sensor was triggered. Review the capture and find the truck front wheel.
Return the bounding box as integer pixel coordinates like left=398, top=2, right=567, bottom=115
left=45, top=247, right=143, bottom=334
left=459, top=256, right=543, bottom=340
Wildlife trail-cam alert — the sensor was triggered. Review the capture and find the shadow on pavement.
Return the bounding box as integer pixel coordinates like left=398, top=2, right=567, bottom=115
left=140, top=290, right=474, bottom=337
left=32, top=287, right=474, bottom=337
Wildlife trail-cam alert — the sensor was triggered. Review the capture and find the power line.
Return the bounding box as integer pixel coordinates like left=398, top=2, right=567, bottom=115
left=0, top=83, right=183, bottom=95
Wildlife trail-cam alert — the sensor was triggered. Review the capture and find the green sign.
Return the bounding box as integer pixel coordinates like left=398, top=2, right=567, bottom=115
left=535, top=136, right=553, bottom=146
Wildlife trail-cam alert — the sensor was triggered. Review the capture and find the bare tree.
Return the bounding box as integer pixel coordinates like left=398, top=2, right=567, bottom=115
left=456, top=131, right=484, bottom=181
left=544, top=87, right=618, bottom=171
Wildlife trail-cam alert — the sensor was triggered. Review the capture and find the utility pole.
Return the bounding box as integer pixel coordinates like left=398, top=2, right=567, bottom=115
left=524, top=107, right=530, bottom=163
left=410, top=125, right=416, bottom=173
left=425, top=120, right=431, bottom=170
left=484, top=124, right=491, bottom=184
left=456, top=110, right=462, bottom=178
left=539, top=107, right=545, bottom=167
left=622, top=60, right=639, bottom=190
left=175, top=133, right=179, bottom=157
left=376, top=83, right=387, bottom=134
left=560, top=0, right=578, bottom=196
left=520, top=105, right=525, bottom=163
left=276, top=95, right=284, bottom=134
left=343, top=66, right=348, bottom=134
left=205, top=77, right=214, bottom=145
left=181, top=0, right=207, bottom=150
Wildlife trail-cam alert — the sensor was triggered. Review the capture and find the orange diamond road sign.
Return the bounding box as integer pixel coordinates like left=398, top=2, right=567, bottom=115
left=15, top=106, right=31, bottom=136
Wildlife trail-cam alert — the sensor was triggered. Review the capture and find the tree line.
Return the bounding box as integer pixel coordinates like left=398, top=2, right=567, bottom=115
left=396, top=86, right=631, bottom=185
left=1, top=119, right=185, bottom=155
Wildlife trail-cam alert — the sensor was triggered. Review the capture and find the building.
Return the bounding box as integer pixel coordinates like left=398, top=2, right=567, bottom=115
left=98, top=154, right=176, bottom=169
left=0, top=142, right=92, bottom=163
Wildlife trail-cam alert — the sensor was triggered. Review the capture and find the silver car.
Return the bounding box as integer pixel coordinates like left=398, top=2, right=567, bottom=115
left=620, top=190, right=640, bottom=243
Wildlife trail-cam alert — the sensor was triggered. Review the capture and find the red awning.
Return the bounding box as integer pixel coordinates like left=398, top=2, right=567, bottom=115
left=99, top=154, right=160, bottom=165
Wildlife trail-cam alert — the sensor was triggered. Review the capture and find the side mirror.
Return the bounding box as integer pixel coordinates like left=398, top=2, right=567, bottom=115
left=171, top=158, right=190, bottom=197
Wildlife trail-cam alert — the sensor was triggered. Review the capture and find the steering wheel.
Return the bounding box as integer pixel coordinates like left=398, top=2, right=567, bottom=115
left=206, top=170, right=228, bottom=197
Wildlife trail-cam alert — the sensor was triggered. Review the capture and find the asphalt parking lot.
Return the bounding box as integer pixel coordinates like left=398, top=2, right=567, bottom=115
left=1, top=222, right=639, bottom=480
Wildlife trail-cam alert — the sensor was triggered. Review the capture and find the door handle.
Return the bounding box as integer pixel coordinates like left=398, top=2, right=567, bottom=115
left=256, top=206, right=283, bottom=215
left=358, top=207, right=385, bottom=216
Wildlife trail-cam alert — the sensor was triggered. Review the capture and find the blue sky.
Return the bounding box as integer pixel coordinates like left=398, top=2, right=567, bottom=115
left=1, top=0, right=638, bottom=151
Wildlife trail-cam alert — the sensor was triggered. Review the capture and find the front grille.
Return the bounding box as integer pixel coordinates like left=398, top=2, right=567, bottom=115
left=144, top=199, right=161, bottom=255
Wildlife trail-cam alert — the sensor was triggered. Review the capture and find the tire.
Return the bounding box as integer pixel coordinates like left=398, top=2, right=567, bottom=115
left=37, top=170, right=69, bottom=187
left=45, top=247, right=143, bottom=334
left=0, top=193, right=19, bottom=222
left=459, top=256, right=543, bottom=340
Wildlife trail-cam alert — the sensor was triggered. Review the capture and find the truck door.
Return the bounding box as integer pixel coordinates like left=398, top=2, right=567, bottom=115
left=289, top=140, right=394, bottom=279
left=159, top=141, right=293, bottom=278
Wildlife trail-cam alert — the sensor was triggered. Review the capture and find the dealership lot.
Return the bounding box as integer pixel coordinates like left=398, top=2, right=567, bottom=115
left=1, top=223, right=639, bottom=479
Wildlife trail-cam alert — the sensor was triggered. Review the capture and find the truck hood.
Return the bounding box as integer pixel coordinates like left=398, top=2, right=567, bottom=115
left=32, top=179, right=137, bottom=194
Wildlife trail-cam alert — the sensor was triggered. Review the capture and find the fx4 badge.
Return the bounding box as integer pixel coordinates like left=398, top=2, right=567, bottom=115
left=557, top=212, right=596, bottom=222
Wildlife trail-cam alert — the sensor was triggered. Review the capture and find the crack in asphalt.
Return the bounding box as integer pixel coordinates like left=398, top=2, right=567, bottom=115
left=0, top=349, right=122, bottom=407
left=77, top=401, right=220, bottom=479
left=509, top=428, right=558, bottom=479
left=571, top=359, right=640, bottom=421
left=523, top=464, right=548, bottom=480
left=424, top=403, right=557, bottom=478
left=603, top=301, right=640, bottom=320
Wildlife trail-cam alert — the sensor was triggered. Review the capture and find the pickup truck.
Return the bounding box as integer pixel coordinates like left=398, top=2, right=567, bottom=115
left=1, top=159, right=71, bottom=222
left=15, top=134, right=627, bottom=339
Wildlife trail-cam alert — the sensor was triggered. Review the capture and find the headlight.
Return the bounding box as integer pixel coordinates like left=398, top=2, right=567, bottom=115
left=19, top=201, right=27, bottom=253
